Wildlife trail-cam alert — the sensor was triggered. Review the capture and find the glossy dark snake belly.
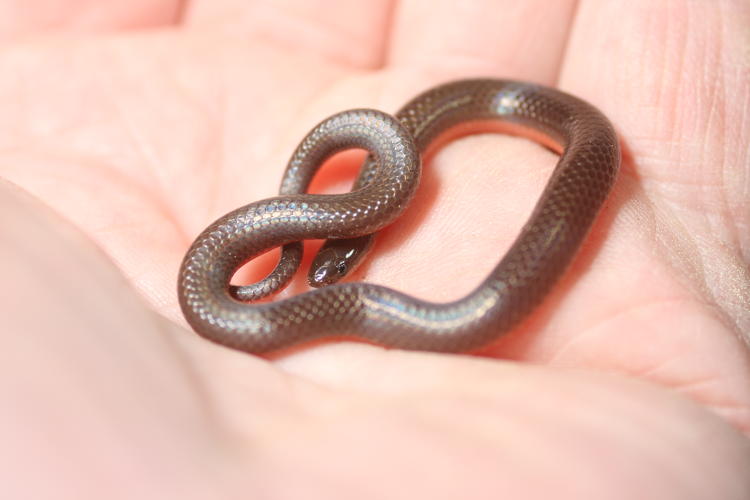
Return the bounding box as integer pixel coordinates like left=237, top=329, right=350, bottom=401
left=178, top=79, right=620, bottom=354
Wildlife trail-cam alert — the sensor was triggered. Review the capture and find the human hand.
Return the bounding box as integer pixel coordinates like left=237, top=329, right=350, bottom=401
left=1, top=1, right=748, bottom=498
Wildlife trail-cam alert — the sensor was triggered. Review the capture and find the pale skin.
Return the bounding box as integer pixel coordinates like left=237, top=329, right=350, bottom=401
left=1, top=0, right=749, bottom=498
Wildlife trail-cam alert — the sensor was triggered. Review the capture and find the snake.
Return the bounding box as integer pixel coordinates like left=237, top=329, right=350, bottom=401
left=178, top=79, right=620, bottom=354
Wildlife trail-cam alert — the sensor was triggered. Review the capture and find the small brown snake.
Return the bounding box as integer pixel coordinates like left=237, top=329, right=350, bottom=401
left=178, top=79, right=620, bottom=354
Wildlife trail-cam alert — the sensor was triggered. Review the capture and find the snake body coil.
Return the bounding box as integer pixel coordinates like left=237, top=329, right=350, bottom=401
left=178, top=79, right=620, bottom=354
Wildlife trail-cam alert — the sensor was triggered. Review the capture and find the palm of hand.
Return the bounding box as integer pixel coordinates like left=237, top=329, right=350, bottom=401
left=1, top=1, right=748, bottom=498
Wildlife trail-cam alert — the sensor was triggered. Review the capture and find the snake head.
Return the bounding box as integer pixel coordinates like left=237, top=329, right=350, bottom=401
left=308, top=247, right=358, bottom=288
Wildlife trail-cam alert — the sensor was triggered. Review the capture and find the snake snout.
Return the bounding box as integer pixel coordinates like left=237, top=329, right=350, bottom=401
left=308, top=247, right=352, bottom=287
left=308, top=261, right=344, bottom=287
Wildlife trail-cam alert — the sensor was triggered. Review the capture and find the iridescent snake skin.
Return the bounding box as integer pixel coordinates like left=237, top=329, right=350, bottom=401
left=178, top=79, right=620, bottom=354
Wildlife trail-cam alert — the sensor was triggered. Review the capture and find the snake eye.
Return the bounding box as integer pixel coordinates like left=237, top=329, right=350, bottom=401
left=336, top=261, right=347, bottom=275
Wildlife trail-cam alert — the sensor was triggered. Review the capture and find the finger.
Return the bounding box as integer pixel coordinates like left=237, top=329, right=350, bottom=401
left=0, top=178, right=252, bottom=497
left=0, top=0, right=182, bottom=41
left=271, top=347, right=750, bottom=498
left=387, top=0, right=578, bottom=83
left=183, top=0, right=396, bottom=68
left=0, top=170, right=299, bottom=497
